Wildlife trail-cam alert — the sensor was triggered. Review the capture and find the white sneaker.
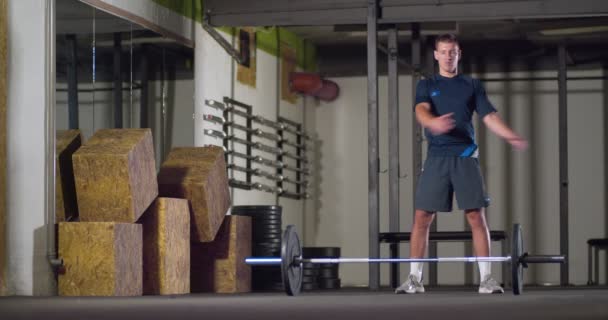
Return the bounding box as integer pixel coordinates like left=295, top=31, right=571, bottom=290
left=478, top=276, right=504, bottom=294
left=395, top=274, right=425, bottom=294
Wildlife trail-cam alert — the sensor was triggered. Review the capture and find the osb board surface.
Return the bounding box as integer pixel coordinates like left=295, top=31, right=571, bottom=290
left=158, top=147, right=230, bottom=242
left=191, top=216, right=251, bottom=293
left=0, top=0, right=7, bottom=296
left=58, top=222, right=142, bottom=296
left=141, top=197, right=190, bottom=295
left=56, top=130, right=82, bottom=222
left=73, top=129, right=157, bottom=222
left=114, top=223, right=143, bottom=296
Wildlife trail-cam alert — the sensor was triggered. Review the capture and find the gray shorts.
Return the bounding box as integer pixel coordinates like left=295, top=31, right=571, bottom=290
left=414, top=156, right=490, bottom=212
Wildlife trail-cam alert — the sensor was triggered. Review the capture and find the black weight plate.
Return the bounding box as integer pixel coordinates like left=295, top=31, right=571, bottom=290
left=319, top=268, right=339, bottom=279
left=302, top=247, right=341, bottom=258
left=253, top=244, right=281, bottom=250
left=253, top=233, right=281, bottom=242
left=318, top=278, right=341, bottom=289
left=232, top=205, right=282, bottom=213
left=319, top=263, right=338, bottom=269
left=302, top=262, right=318, bottom=269
left=257, top=238, right=282, bottom=244
left=302, top=269, right=319, bottom=277
left=302, top=283, right=319, bottom=291
left=252, top=250, right=280, bottom=257
left=253, top=226, right=283, bottom=233
left=302, top=276, right=317, bottom=283
left=252, top=247, right=281, bottom=254
left=512, top=223, right=524, bottom=295
left=253, top=219, right=282, bottom=226
left=281, top=225, right=302, bottom=296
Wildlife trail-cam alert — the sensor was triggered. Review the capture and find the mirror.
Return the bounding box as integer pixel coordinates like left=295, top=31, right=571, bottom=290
left=55, top=0, right=195, bottom=221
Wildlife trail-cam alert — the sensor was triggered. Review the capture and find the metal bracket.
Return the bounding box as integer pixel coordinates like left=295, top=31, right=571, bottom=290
left=202, top=13, right=245, bottom=65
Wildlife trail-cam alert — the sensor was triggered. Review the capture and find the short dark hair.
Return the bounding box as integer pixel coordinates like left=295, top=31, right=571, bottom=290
left=435, top=33, right=459, bottom=49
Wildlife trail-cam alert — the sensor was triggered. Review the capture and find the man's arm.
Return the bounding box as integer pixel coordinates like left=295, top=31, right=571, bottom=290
left=482, top=112, right=528, bottom=151
left=415, top=102, right=455, bottom=136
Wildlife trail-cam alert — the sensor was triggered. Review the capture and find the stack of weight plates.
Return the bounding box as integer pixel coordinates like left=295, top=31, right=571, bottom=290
left=301, top=262, right=320, bottom=291
left=302, top=247, right=341, bottom=290
left=231, top=205, right=283, bottom=291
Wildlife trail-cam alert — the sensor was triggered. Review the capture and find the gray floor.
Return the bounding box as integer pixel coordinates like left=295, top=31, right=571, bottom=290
left=1, top=287, right=607, bottom=320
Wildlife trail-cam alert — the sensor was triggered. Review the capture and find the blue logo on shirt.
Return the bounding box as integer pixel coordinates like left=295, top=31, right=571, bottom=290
left=431, top=90, right=440, bottom=97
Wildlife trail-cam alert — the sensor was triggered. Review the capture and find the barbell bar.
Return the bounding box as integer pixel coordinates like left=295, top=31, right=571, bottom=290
left=245, top=224, right=566, bottom=296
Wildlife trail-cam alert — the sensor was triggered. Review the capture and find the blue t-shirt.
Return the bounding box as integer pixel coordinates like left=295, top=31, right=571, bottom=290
left=414, top=74, right=496, bottom=157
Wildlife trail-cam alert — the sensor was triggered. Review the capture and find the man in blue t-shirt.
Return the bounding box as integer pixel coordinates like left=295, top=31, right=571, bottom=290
left=395, top=34, right=528, bottom=294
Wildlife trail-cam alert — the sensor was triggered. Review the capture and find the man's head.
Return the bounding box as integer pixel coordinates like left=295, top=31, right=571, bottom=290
left=434, top=34, right=461, bottom=75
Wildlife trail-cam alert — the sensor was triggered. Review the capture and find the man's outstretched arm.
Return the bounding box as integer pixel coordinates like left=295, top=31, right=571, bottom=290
left=482, top=112, right=528, bottom=151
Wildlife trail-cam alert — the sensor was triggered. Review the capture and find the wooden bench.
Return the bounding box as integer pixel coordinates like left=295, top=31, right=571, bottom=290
left=380, top=231, right=508, bottom=287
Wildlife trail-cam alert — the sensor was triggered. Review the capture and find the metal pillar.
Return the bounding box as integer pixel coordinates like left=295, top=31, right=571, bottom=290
left=387, top=25, right=400, bottom=288
left=367, top=0, right=380, bottom=291
left=66, top=34, right=79, bottom=129
left=113, top=32, right=123, bottom=128
left=139, top=47, right=149, bottom=128
left=557, top=44, right=569, bottom=286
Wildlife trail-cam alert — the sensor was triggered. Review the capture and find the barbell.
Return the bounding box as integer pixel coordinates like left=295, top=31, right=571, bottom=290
left=245, top=224, right=566, bottom=296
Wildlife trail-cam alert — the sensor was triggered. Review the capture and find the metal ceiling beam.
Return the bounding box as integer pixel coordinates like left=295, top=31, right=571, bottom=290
left=205, top=0, right=608, bottom=26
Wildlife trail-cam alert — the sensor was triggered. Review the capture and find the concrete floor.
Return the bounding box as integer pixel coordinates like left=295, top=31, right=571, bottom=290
left=1, top=287, right=607, bottom=320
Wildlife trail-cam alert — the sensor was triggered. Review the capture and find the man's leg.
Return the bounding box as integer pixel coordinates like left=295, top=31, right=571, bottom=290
left=396, top=209, right=435, bottom=294
left=465, top=208, right=490, bottom=258
left=466, top=208, right=503, bottom=293
left=411, top=209, right=436, bottom=257
left=410, top=209, right=436, bottom=280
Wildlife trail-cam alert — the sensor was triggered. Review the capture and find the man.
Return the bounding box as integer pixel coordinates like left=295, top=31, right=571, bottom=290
left=395, top=34, right=528, bottom=294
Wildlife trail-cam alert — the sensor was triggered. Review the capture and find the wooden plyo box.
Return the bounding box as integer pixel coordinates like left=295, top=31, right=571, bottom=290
left=191, top=215, right=251, bottom=293
left=140, top=197, right=190, bottom=295
left=58, top=222, right=142, bottom=296
left=157, top=147, right=230, bottom=242
left=73, top=129, right=158, bottom=223
left=56, top=129, right=82, bottom=222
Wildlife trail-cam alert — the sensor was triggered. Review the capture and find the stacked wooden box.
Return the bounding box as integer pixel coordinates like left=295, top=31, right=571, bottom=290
left=58, top=129, right=190, bottom=296
left=57, top=129, right=251, bottom=296
left=158, top=147, right=251, bottom=293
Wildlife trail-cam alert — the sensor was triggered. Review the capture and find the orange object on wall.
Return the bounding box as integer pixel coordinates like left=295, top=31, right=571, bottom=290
left=289, top=72, right=340, bottom=102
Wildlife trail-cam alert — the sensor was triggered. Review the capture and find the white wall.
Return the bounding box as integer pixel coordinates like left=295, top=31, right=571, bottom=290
left=313, top=67, right=607, bottom=287
left=6, top=0, right=55, bottom=295
left=194, top=25, right=311, bottom=233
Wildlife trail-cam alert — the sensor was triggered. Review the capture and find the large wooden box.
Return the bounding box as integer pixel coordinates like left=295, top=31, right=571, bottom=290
left=191, top=215, right=251, bottom=293
left=157, top=147, right=230, bottom=242
left=141, top=197, right=190, bottom=295
left=58, top=222, right=142, bottom=296
left=56, top=130, right=82, bottom=222
left=73, top=129, right=158, bottom=223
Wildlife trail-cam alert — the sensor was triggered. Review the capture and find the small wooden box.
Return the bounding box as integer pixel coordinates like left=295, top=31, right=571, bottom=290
left=157, top=147, right=230, bottom=242
left=191, top=215, right=251, bottom=293
left=73, top=129, right=158, bottom=223
left=58, top=222, right=142, bottom=296
left=141, top=197, right=190, bottom=295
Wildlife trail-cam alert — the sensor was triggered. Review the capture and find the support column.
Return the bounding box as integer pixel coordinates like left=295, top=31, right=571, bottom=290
left=139, top=46, right=149, bottom=128
left=367, top=0, right=380, bottom=291
left=387, top=25, right=400, bottom=288
left=66, top=34, right=78, bottom=129
left=557, top=44, right=569, bottom=286
left=113, top=32, right=123, bottom=128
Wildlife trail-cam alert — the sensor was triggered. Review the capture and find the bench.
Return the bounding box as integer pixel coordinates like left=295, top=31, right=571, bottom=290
left=380, top=231, right=508, bottom=287
left=587, top=238, right=608, bottom=285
